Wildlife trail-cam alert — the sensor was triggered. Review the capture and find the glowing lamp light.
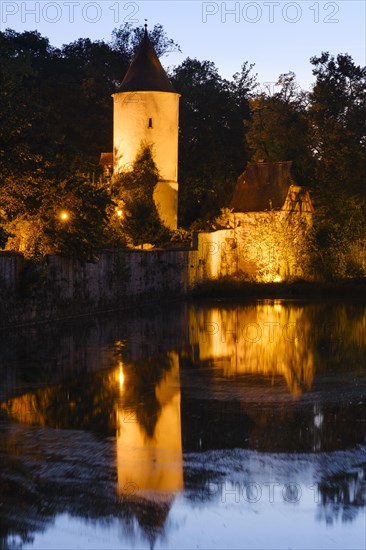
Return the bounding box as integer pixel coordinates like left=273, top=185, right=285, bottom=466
left=116, top=209, right=123, bottom=217
left=118, top=361, right=124, bottom=392
left=59, top=211, right=70, bottom=222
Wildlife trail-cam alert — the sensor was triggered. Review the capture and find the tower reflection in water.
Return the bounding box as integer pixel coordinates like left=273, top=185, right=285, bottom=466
left=116, top=352, right=183, bottom=501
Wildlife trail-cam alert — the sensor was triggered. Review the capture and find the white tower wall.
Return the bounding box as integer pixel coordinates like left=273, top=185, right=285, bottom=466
left=113, top=90, right=180, bottom=229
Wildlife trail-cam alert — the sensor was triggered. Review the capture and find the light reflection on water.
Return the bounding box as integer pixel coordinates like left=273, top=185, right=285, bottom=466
left=0, top=301, right=365, bottom=549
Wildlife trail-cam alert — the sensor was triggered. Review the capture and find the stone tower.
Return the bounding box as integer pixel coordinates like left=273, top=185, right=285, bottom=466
left=112, top=26, right=181, bottom=230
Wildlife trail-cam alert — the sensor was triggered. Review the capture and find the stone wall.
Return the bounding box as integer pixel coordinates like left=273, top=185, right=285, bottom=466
left=0, top=252, right=24, bottom=290
left=0, top=249, right=190, bottom=327
left=0, top=214, right=313, bottom=326
left=46, top=249, right=189, bottom=304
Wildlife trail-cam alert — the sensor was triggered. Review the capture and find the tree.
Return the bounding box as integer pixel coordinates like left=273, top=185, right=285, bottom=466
left=2, top=170, right=112, bottom=259
left=171, top=59, right=255, bottom=226
left=56, top=37, right=126, bottom=171
left=0, top=30, right=60, bottom=178
left=309, top=52, right=366, bottom=194
left=244, top=72, right=314, bottom=183
left=111, top=145, right=170, bottom=247
left=310, top=192, right=366, bottom=279
left=110, top=23, right=181, bottom=60
left=308, top=53, right=366, bottom=278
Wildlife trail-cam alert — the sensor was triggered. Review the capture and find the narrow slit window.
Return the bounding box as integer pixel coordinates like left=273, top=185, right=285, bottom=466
left=148, top=118, right=153, bottom=128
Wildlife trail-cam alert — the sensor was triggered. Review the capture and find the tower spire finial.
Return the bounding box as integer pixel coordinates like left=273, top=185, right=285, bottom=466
left=144, top=19, right=148, bottom=34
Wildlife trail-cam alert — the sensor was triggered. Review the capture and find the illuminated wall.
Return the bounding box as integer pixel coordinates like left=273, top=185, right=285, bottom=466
left=189, top=209, right=312, bottom=283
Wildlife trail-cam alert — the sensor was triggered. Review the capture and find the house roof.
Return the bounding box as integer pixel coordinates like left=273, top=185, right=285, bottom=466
left=229, top=161, right=299, bottom=212
left=116, top=28, right=177, bottom=93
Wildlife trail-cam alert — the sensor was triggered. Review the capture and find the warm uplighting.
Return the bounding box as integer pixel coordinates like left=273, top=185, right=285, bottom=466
left=116, top=209, right=123, bottom=217
left=260, top=272, right=283, bottom=283
left=118, top=361, right=124, bottom=391
left=190, top=305, right=314, bottom=396
left=59, top=210, right=70, bottom=222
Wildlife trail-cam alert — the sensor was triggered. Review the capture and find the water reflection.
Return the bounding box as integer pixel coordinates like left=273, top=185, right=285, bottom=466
left=189, top=302, right=315, bottom=395
left=0, top=301, right=365, bottom=549
left=187, top=301, right=366, bottom=395
left=116, top=352, right=183, bottom=499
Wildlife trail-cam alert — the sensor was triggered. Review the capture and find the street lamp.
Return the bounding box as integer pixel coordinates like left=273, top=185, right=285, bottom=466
left=59, top=211, right=70, bottom=222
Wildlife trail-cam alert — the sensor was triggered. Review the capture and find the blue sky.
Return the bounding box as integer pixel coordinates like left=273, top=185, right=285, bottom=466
left=1, top=1, right=365, bottom=90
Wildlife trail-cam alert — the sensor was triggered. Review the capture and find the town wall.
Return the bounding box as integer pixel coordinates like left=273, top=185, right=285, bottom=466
left=0, top=216, right=314, bottom=327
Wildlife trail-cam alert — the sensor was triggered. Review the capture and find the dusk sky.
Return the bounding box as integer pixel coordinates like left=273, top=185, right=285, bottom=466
left=1, top=1, right=365, bottom=90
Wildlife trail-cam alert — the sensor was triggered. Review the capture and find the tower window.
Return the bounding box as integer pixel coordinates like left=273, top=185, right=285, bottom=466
left=148, top=118, right=153, bottom=128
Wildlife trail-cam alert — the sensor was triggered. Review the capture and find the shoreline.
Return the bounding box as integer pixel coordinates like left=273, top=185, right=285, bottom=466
left=1, top=279, right=366, bottom=331
left=188, top=278, right=366, bottom=302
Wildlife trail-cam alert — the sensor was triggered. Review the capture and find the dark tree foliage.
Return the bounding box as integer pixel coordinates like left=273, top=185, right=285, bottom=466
left=244, top=72, right=315, bottom=184
left=0, top=30, right=59, bottom=175
left=171, top=59, right=256, bottom=226
left=309, top=52, right=366, bottom=195
left=111, top=23, right=181, bottom=60
left=55, top=38, right=125, bottom=169
left=308, top=53, right=366, bottom=278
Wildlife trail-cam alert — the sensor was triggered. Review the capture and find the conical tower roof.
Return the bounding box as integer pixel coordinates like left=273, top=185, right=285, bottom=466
left=117, top=27, right=177, bottom=93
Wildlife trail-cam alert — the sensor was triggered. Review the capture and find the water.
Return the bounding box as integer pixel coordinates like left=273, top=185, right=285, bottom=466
left=0, top=300, right=365, bottom=549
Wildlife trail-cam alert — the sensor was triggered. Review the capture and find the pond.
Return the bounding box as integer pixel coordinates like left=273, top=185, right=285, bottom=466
left=0, top=300, right=365, bottom=549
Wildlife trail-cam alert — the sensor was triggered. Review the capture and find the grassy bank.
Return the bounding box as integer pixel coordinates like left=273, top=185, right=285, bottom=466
left=189, top=278, right=366, bottom=301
